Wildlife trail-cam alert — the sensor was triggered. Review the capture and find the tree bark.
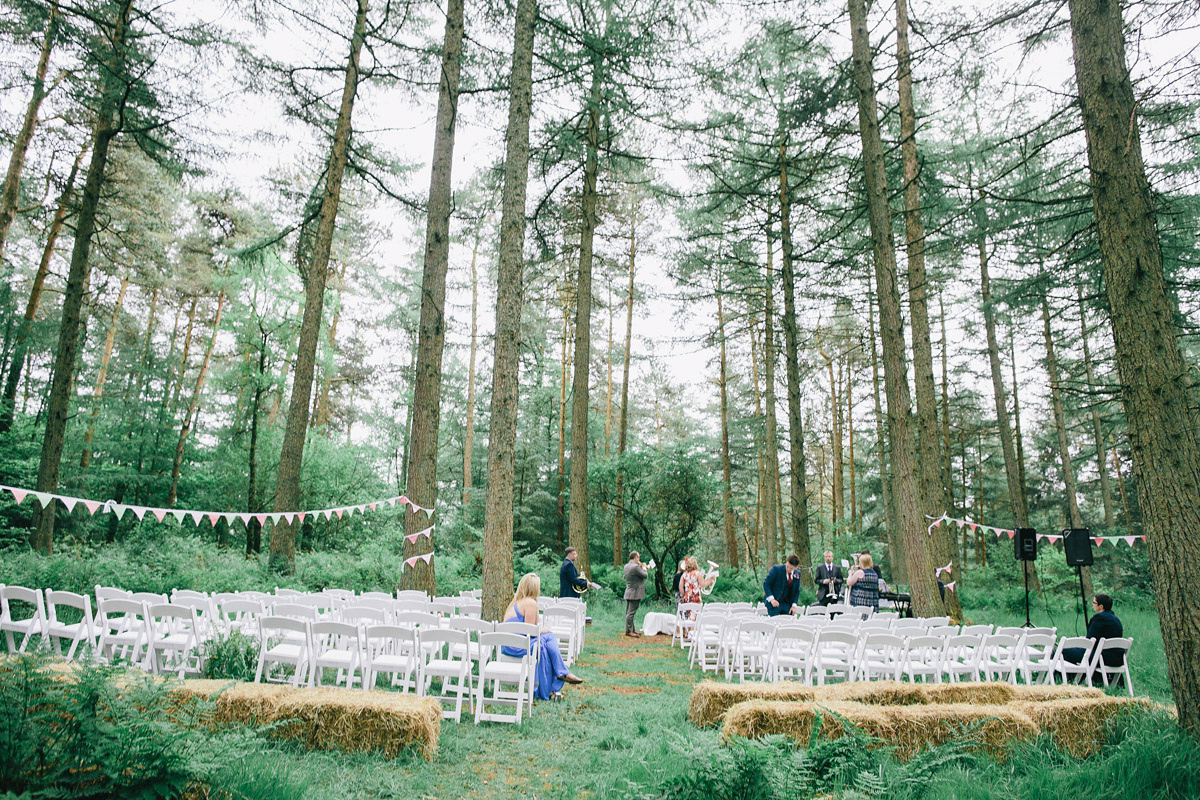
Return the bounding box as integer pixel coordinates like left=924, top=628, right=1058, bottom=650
left=0, top=137, right=89, bottom=435
left=402, top=0, right=464, bottom=593
left=31, top=0, right=134, bottom=554
left=568, top=38, right=606, bottom=581
left=716, top=286, right=737, bottom=568
left=463, top=229, right=480, bottom=508
left=1069, top=0, right=1200, bottom=733
left=613, top=215, right=636, bottom=566
left=869, top=290, right=901, bottom=581
left=482, top=0, right=537, bottom=621
left=80, top=275, right=129, bottom=472
left=0, top=1, right=59, bottom=259
left=1041, top=291, right=1094, bottom=597
left=557, top=279, right=572, bottom=550
left=270, top=0, right=368, bottom=573
left=777, top=134, right=812, bottom=570
left=848, top=0, right=936, bottom=613
left=820, top=340, right=843, bottom=527
left=761, top=261, right=781, bottom=565
left=168, top=289, right=226, bottom=506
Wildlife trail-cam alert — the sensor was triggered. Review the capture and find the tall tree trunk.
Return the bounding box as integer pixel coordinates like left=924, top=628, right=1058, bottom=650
left=613, top=215, right=636, bottom=567
left=939, top=292, right=954, bottom=514
left=820, top=340, right=843, bottom=527
left=1078, top=282, right=1115, bottom=527
left=777, top=133, right=812, bottom=569
left=168, top=289, right=227, bottom=506
left=31, top=0, right=134, bottom=554
left=557, top=280, right=571, bottom=550
left=482, top=0, right=537, bottom=621
left=749, top=314, right=767, bottom=563
left=80, top=275, right=129, bottom=472
left=716, top=286, right=737, bottom=568
left=869, top=290, right=901, bottom=581
left=0, top=2, right=59, bottom=259
left=270, top=0, right=368, bottom=573
left=1069, top=0, right=1200, bottom=733
left=0, top=138, right=88, bottom=435
left=974, top=186, right=1039, bottom=590
left=402, top=0, right=464, bottom=592
left=313, top=263, right=347, bottom=429
left=847, top=367, right=857, bottom=534
left=1010, top=333, right=1029, bottom=502
left=247, top=326, right=267, bottom=556
left=568, top=38, right=607, bottom=581
left=1041, top=290, right=1094, bottom=598
left=463, top=229, right=480, bottom=508
left=848, top=0, right=936, bottom=614
left=762, top=253, right=781, bottom=565
left=898, top=0, right=955, bottom=616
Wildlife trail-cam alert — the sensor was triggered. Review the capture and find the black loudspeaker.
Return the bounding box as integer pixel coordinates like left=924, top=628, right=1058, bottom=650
left=1063, top=528, right=1094, bottom=567
left=1015, top=527, right=1038, bottom=561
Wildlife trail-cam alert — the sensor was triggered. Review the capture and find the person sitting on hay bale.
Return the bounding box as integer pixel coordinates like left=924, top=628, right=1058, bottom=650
left=503, top=573, right=584, bottom=701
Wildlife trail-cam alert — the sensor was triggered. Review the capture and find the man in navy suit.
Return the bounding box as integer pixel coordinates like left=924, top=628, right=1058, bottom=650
left=763, top=554, right=802, bottom=616
left=559, top=546, right=593, bottom=598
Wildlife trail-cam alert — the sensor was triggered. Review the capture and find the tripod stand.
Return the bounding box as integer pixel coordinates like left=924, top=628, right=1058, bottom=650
left=1021, top=560, right=1033, bottom=628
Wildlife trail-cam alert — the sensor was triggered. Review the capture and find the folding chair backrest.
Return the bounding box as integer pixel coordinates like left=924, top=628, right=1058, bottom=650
left=360, top=591, right=393, bottom=601
left=394, top=610, right=441, bottom=630
left=959, top=624, right=992, bottom=636
left=95, top=585, right=131, bottom=603
left=272, top=603, right=317, bottom=620
left=339, top=605, right=388, bottom=626
left=396, top=590, right=430, bottom=603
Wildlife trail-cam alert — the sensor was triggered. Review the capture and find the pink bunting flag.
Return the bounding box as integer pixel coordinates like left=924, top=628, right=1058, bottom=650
left=1005, top=529, right=1015, bottom=539
left=297, top=512, right=307, bottom=524
left=405, top=533, right=419, bottom=543
left=58, top=495, right=78, bottom=513
left=254, top=514, right=268, bottom=526
left=386, top=497, right=398, bottom=507
left=935, top=561, right=952, bottom=577
left=930, top=517, right=942, bottom=529
left=8, top=487, right=28, bottom=505
left=404, top=556, right=420, bottom=568
left=1045, top=535, right=1060, bottom=544
left=334, top=508, right=344, bottom=520
left=398, top=495, right=410, bottom=508
left=83, top=499, right=103, bottom=515
left=189, top=510, right=205, bottom=526
left=1093, top=537, right=1104, bottom=546
left=419, top=552, right=433, bottom=564
left=130, top=506, right=148, bottom=521
left=320, top=509, right=333, bottom=521
left=368, top=502, right=377, bottom=512
left=969, top=523, right=977, bottom=532
left=944, top=581, right=956, bottom=592
left=207, top=512, right=221, bottom=526
left=282, top=512, right=295, bottom=525
left=151, top=508, right=168, bottom=523
left=1123, top=536, right=1137, bottom=547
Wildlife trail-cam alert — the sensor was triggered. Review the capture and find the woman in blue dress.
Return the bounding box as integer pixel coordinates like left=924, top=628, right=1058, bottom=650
left=501, top=573, right=584, bottom=700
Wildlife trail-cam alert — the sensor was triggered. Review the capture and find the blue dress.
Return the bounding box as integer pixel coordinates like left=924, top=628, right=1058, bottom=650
left=502, top=605, right=569, bottom=699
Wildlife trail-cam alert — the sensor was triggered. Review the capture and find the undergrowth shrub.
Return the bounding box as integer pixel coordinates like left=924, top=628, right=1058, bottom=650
left=202, top=631, right=260, bottom=682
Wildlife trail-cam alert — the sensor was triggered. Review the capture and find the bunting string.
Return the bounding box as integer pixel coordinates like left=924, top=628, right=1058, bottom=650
left=925, top=513, right=1145, bottom=547
left=0, top=484, right=433, bottom=528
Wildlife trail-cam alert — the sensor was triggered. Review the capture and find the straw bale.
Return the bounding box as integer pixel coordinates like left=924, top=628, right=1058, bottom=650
left=688, top=680, right=815, bottom=728
left=1011, top=684, right=1104, bottom=702
left=721, top=700, right=895, bottom=744
left=1013, top=696, right=1155, bottom=758
left=878, top=703, right=1038, bottom=761
left=813, top=681, right=1017, bottom=707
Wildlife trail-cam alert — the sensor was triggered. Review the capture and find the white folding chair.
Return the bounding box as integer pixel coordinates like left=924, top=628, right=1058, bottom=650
left=900, top=635, right=945, bottom=683
left=855, top=632, right=905, bottom=681
left=445, top=616, right=494, bottom=673
left=475, top=631, right=535, bottom=724
left=543, top=606, right=580, bottom=666
left=419, top=628, right=472, bottom=721
left=1016, top=632, right=1057, bottom=685
left=941, top=634, right=984, bottom=683
left=920, top=616, right=951, bottom=628
left=1046, top=636, right=1096, bottom=686
left=959, top=624, right=993, bottom=637
left=311, top=620, right=364, bottom=688
left=495, top=621, right=540, bottom=713
left=979, top=633, right=1023, bottom=683
left=1, top=585, right=47, bottom=653
left=255, top=616, right=313, bottom=687
left=363, top=624, right=420, bottom=693
left=146, top=603, right=205, bottom=678
left=769, top=625, right=816, bottom=683
left=731, top=620, right=774, bottom=682
left=44, top=590, right=96, bottom=659
left=396, top=590, right=431, bottom=604
left=1090, top=637, right=1134, bottom=694
left=96, top=598, right=150, bottom=668
left=216, top=598, right=263, bottom=638
left=689, top=611, right=725, bottom=672
left=672, top=603, right=701, bottom=648
left=338, top=605, right=389, bottom=629
left=812, top=629, right=858, bottom=685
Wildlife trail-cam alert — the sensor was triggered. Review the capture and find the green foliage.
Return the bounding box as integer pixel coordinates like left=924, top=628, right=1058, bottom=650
left=202, top=631, right=259, bottom=682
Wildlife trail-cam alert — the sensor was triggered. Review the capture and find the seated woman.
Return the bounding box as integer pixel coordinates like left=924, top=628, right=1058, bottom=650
left=501, top=573, right=584, bottom=700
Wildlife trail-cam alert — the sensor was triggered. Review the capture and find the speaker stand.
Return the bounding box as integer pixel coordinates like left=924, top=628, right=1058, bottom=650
left=1022, top=560, right=1033, bottom=628
left=1077, top=565, right=1090, bottom=627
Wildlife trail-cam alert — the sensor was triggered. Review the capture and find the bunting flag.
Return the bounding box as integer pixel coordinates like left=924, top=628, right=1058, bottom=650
left=935, top=561, right=952, bottom=578
left=925, top=514, right=1145, bottom=547
left=0, top=484, right=432, bottom=529
left=403, top=552, right=434, bottom=569
left=405, top=525, right=434, bottom=544
left=944, top=581, right=956, bottom=592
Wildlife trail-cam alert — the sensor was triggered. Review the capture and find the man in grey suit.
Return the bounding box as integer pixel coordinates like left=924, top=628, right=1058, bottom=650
left=623, top=551, right=648, bottom=637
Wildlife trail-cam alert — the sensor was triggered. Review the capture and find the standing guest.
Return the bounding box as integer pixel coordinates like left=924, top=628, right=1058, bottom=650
left=623, top=551, right=648, bottom=637
left=814, top=550, right=843, bottom=605
left=502, top=573, right=583, bottom=700
left=680, top=556, right=716, bottom=606
left=763, top=555, right=802, bottom=616
left=847, top=554, right=884, bottom=609
left=672, top=559, right=686, bottom=602
left=1062, top=593, right=1125, bottom=675
left=860, top=548, right=884, bottom=583
left=559, top=546, right=596, bottom=598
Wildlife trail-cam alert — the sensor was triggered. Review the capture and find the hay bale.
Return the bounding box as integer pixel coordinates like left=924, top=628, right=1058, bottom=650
left=169, top=680, right=441, bottom=761
left=688, top=680, right=815, bottom=728
left=1012, top=684, right=1104, bottom=702
left=1013, top=696, right=1155, bottom=758
left=815, top=681, right=928, bottom=706
left=721, top=700, right=893, bottom=744
left=879, top=703, right=1038, bottom=760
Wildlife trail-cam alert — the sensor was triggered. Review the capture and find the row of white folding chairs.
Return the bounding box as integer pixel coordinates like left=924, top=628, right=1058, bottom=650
left=536, top=597, right=587, bottom=665
left=707, top=619, right=1133, bottom=692
left=254, top=615, right=543, bottom=724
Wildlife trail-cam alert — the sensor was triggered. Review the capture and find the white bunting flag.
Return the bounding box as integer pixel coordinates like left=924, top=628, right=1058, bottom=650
left=58, top=495, right=78, bottom=513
